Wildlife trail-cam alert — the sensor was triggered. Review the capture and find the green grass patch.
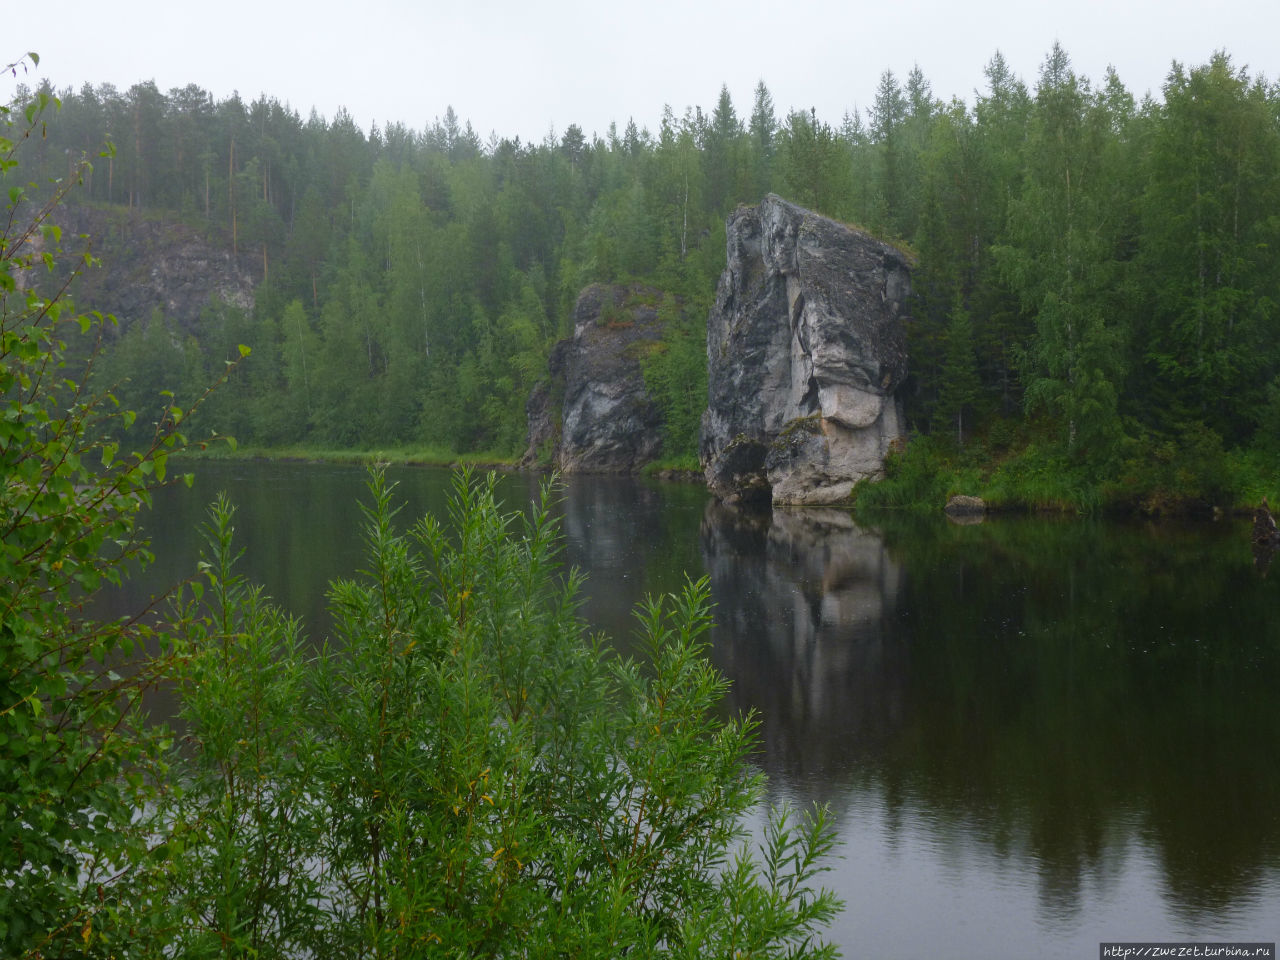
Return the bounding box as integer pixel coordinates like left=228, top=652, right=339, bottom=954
left=641, top=453, right=702, bottom=477
left=983, top=445, right=1101, bottom=514
left=854, top=424, right=1280, bottom=520
left=178, top=444, right=521, bottom=469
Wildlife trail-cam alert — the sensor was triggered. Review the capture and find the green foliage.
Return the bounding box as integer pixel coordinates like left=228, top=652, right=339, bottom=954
left=1222, top=446, right=1280, bottom=507
left=155, top=471, right=842, bottom=956
left=854, top=429, right=1123, bottom=516
left=852, top=435, right=956, bottom=513
left=95, top=307, right=193, bottom=444
left=856, top=425, right=1258, bottom=518
left=934, top=295, right=982, bottom=444
left=777, top=108, right=850, bottom=216
left=1254, top=375, right=1280, bottom=455
left=159, top=493, right=323, bottom=956
left=20, top=46, right=1279, bottom=501
left=1130, top=54, right=1280, bottom=440
left=993, top=45, right=1130, bottom=461
left=641, top=296, right=708, bottom=460
left=0, top=65, right=238, bottom=956
left=983, top=443, right=1102, bottom=514
left=1105, top=423, right=1245, bottom=513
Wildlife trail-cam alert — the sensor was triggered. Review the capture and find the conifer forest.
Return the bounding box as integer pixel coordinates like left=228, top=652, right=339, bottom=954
left=16, top=44, right=1280, bottom=504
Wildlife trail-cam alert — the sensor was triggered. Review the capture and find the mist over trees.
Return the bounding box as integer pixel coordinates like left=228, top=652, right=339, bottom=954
left=15, top=46, right=1280, bottom=497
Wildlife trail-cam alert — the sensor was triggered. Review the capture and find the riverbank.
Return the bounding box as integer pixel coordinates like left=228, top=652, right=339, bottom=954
left=180, top=435, right=1279, bottom=518
left=183, top=443, right=522, bottom=470
left=179, top=444, right=706, bottom=484
left=851, top=433, right=1280, bottom=519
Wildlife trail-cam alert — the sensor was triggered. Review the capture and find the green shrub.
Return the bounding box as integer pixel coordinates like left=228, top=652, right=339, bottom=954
left=853, top=434, right=955, bottom=513
left=984, top=444, right=1101, bottom=514
left=1106, top=423, right=1248, bottom=513
left=0, top=68, right=240, bottom=956
left=158, top=470, right=843, bottom=957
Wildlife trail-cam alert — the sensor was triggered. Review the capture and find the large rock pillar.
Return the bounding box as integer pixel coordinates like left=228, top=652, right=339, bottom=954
left=700, top=195, right=911, bottom=505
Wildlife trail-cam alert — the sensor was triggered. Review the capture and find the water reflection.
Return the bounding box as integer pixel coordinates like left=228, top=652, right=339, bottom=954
left=120, top=465, right=1279, bottom=957
left=701, top=502, right=907, bottom=809
left=700, top=504, right=1280, bottom=954
left=555, top=473, right=708, bottom=647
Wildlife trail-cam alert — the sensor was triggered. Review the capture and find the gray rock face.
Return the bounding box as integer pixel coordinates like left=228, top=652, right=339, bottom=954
left=944, top=495, right=987, bottom=518
left=701, top=195, right=911, bottom=505
left=522, top=284, right=666, bottom=473
left=52, top=205, right=255, bottom=328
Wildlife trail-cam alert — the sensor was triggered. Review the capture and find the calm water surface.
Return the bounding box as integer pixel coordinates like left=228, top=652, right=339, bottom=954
left=119, top=461, right=1280, bottom=959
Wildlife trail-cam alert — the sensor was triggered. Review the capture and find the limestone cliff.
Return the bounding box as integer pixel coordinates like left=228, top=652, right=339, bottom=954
left=522, top=284, right=666, bottom=473
left=700, top=195, right=911, bottom=505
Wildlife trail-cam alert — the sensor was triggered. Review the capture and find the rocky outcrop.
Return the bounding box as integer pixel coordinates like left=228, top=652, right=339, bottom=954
left=701, top=195, right=911, bottom=505
left=945, top=495, right=987, bottom=521
left=1252, top=499, right=1280, bottom=574
left=521, top=284, right=667, bottom=473
left=51, top=204, right=255, bottom=329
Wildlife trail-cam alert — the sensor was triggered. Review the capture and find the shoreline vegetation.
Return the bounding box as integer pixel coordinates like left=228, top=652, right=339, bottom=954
left=178, top=440, right=1278, bottom=518
left=181, top=443, right=703, bottom=479
left=850, top=432, right=1280, bottom=519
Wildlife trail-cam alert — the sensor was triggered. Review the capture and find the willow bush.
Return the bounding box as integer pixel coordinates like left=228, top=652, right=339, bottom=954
left=158, top=470, right=842, bottom=957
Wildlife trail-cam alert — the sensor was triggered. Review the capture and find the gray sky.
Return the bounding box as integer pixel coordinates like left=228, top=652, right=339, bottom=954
left=15, top=0, right=1279, bottom=144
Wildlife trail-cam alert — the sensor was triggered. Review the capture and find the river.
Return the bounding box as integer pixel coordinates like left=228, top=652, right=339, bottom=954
left=110, top=461, right=1280, bottom=958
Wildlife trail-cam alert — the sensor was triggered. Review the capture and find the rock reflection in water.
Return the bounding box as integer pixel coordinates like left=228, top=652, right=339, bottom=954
left=119, top=466, right=1278, bottom=958
left=700, top=501, right=906, bottom=805
left=700, top=503, right=1280, bottom=955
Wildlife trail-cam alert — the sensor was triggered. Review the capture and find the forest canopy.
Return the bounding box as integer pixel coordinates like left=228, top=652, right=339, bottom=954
left=13, top=44, right=1280, bottom=507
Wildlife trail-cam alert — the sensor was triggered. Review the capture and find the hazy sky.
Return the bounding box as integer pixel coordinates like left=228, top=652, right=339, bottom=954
left=14, top=0, right=1279, bottom=144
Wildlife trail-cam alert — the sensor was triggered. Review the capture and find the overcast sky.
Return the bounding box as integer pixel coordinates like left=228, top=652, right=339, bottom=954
left=14, top=0, right=1279, bottom=145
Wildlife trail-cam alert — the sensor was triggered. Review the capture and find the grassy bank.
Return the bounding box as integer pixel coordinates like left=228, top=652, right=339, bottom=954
left=853, top=430, right=1280, bottom=518
left=180, top=443, right=524, bottom=470
left=179, top=444, right=709, bottom=483
left=640, top=453, right=703, bottom=480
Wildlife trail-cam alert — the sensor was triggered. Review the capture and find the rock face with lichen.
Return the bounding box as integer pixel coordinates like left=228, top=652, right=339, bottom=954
left=700, top=195, right=911, bottom=505
left=521, top=284, right=667, bottom=473
left=50, top=205, right=255, bottom=328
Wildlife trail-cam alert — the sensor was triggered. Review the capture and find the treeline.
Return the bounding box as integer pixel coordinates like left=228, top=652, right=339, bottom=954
left=18, top=45, right=1280, bottom=494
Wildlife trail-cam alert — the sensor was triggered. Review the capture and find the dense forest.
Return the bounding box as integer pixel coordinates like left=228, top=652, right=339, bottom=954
left=15, top=44, right=1280, bottom=507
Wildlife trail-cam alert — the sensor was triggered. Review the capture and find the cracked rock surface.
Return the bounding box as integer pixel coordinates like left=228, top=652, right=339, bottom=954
left=701, top=195, right=911, bottom=505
